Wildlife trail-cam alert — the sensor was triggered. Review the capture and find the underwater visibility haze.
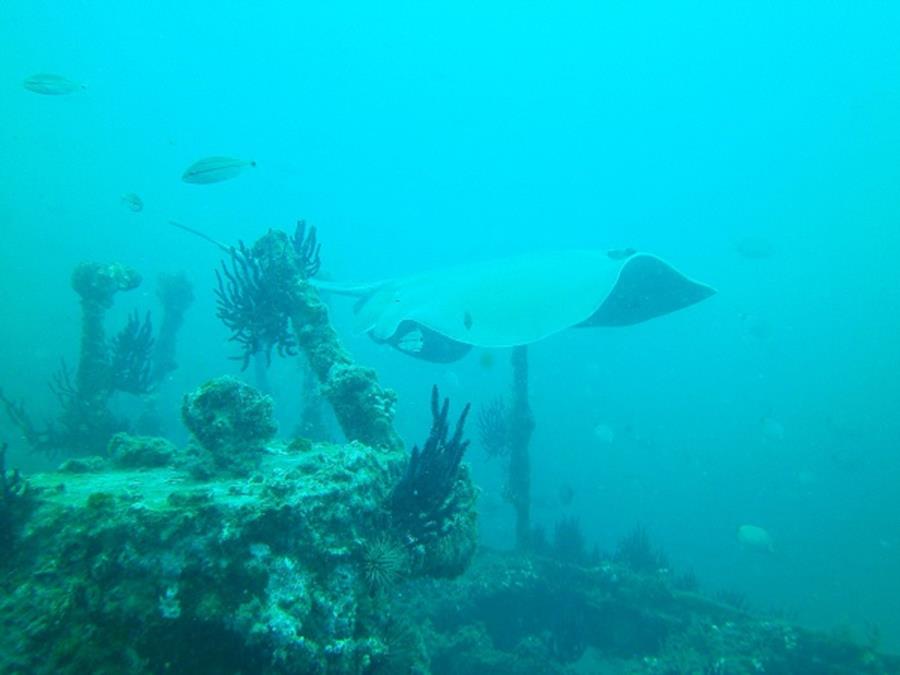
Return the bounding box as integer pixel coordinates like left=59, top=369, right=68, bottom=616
left=1, top=1, right=900, bottom=672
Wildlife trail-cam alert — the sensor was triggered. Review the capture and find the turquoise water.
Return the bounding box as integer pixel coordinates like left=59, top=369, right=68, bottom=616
left=2, top=0, right=900, bottom=652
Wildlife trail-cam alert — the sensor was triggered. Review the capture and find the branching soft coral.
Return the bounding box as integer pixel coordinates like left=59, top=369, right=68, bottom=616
left=111, top=311, right=155, bottom=394
left=391, top=386, right=471, bottom=544
left=215, top=241, right=298, bottom=370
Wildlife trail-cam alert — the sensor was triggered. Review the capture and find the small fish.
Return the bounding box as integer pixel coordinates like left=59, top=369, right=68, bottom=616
left=23, top=73, right=85, bottom=95
left=181, top=156, right=256, bottom=184
left=121, top=193, right=144, bottom=213
left=737, top=524, right=774, bottom=553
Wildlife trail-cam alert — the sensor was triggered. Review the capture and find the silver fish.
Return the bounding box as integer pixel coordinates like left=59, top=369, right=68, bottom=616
left=181, top=156, right=256, bottom=184
left=121, top=193, right=144, bottom=213
left=23, top=73, right=85, bottom=95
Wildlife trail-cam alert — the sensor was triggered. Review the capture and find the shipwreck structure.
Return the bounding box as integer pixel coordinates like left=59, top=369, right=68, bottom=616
left=0, top=222, right=895, bottom=673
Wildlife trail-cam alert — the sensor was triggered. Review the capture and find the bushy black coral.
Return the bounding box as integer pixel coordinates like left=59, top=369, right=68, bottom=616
left=291, top=220, right=321, bottom=280
left=214, top=222, right=322, bottom=370
left=391, top=386, right=471, bottom=544
left=614, top=524, right=668, bottom=574
left=214, top=241, right=298, bottom=370
left=111, top=311, right=155, bottom=394
left=0, top=441, right=29, bottom=556
left=477, top=396, right=509, bottom=458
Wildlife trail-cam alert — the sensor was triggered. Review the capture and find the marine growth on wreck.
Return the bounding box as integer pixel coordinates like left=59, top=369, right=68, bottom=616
left=0, top=222, right=896, bottom=673
left=5, top=6, right=900, bottom=671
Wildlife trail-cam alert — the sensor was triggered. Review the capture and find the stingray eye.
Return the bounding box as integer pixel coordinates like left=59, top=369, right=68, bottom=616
left=463, top=311, right=473, bottom=330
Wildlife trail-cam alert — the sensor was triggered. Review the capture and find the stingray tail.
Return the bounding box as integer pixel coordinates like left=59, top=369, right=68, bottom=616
left=309, top=279, right=384, bottom=300
left=168, top=220, right=232, bottom=253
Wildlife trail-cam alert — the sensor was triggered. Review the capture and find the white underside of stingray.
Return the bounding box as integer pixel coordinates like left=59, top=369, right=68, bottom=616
left=313, top=250, right=716, bottom=354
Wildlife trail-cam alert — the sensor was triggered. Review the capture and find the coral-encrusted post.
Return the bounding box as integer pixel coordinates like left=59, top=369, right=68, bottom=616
left=290, top=281, right=402, bottom=450
left=65, top=263, right=142, bottom=452
left=252, top=229, right=402, bottom=451
left=507, top=345, right=534, bottom=550
left=151, top=273, right=194, bottom=384
left=70, top=263, right=141, bottom=399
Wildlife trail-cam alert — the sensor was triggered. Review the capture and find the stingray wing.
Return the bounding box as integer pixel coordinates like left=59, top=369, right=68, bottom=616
left=577, top=254, right=717, bottom=327
left=315, top=250, right=715, bottom=357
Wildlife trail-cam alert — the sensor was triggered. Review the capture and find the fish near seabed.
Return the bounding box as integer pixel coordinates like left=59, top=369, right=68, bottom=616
left=737, top=524, right=774, bottom=553
left=181, top=156, right=256, bottom=184
left=23, top=73, right=86, bottom=95
left=121, top=193, right=144, bottom=213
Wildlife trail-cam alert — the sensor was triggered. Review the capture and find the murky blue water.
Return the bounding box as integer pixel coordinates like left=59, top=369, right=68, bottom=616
left=2, top=1, right=899, bottom=650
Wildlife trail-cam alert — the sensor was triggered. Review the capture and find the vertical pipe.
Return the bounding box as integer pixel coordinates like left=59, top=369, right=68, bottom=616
left=508, top=345, right=534, bottom=550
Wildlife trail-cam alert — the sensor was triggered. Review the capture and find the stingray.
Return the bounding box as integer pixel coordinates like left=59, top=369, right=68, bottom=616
left=314, top=249, right=715, bottom=362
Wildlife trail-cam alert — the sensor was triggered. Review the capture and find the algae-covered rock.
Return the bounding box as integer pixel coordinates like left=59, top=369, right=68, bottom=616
left=108, top=433, right=175, bottom=469
left=181, top=376, right=276, bottom=474
left=0, top=440, right=417, bottom=674
left=319, top=361, right=400, bottom=451
left=1, top=442, right=896, bottom=674
left=405, top=550, right=900, bottom=675
left=287, top=436, right=313, bottom=453
left=58, top=456, right=107, bottom=473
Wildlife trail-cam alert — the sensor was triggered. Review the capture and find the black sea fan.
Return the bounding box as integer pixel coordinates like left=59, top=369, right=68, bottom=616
left=477, top=396, right=510, bottom=458
left=291, top=220, right=321, bottom=279
left=391, top=386, right=471, bottom=544
left=214, top=241, right=298, bottom=370
left=111, top=310, right=155, bottom=394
